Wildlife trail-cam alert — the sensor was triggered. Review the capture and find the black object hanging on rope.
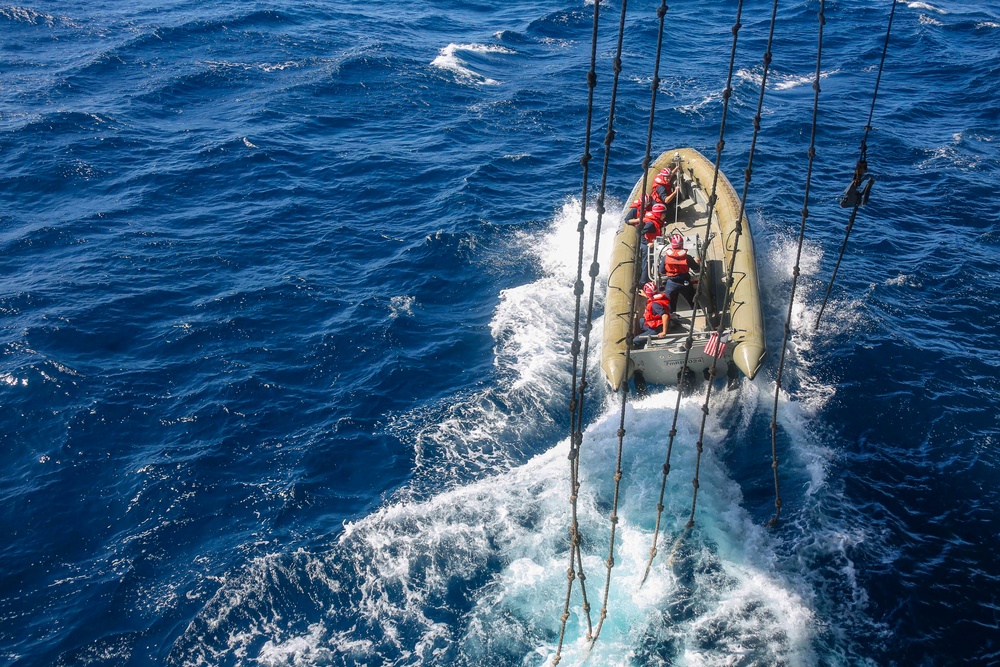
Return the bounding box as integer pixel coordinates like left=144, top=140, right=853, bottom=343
left=817, top=0, right=897, bottom=328
left=839, top=165, right=874, bottom=208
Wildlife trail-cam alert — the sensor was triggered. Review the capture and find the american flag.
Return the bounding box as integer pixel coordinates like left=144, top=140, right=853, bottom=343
left=704, top=330, right=730, bottom=358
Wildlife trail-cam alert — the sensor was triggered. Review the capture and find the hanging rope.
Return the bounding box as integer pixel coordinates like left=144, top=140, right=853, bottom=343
left=577, top=0, right=628, bottom=642
left=640, top=0, right=746, bottom=588
left=581, top=1, right=678, bottom=643
left=553, top=0, right=633, bottom=660
left=687, top=0, right=781, bottom=531
left=554, top=0, right=603, bottom=656
left=815, top=0, right=897, bottom=328
left=768, top=0, right=825, bottom=529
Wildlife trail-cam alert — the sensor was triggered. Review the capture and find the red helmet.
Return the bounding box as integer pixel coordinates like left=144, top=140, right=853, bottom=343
left=652, top=203, right=666, bottom=214
left=659, top=167, right=672, bottom=178
left=669, top=233, right=684, bottom=249
left=643, top=281, right=657, bottom=298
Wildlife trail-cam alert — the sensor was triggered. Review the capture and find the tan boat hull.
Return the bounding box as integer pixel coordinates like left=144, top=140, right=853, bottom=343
left=601, top=148, right=766, bottom=390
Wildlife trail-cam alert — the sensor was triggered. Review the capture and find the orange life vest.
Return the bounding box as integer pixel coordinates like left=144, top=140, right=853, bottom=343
left=662, top=248, right=690, bottom=277
left=642, top=211, right=663, bottom=243
left=650, top=171, right=673, bottom=204
left=643, top=294, right=670, bottom=329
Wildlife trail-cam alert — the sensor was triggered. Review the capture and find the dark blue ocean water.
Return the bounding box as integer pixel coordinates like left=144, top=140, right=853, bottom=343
left=2, top=0, right=999, bottom=665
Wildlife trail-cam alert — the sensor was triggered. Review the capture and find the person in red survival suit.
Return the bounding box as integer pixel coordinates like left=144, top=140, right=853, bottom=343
left=660, top=233, right=701, bottom=315
left=640, top=281, right=671, bottom=338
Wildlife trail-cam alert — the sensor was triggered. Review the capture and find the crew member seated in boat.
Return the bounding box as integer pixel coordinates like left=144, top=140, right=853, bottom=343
left=651, top=168, right=678, bottom=218
left=661, top=233, right=701, bottom=315
left=627, top=194, right=654, bottom=223
left=636, top=203, right=667, bottom=284
left=640, top=281, right=671, bottom=339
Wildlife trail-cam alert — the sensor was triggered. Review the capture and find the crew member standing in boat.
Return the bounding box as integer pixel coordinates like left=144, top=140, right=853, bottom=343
left=640, top=281, right=671, bottom=338
left=661, top=233, right=700, bottom=315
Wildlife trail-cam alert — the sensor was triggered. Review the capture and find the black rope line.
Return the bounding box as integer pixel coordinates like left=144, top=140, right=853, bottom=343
left=577, top=0, right=640, bottom=649
left=640, top=0, right=746, bottom=588
left=768, top=0, right=825, bottom=529
left=815, top=0, right=897, bottom=328
left=578, top=0, right=676, bottom=642
left=555, top=0, right=636, bottom=659
left=687, top=0, right=780, bottom=531
left=554, top=0, right=603, bottom=656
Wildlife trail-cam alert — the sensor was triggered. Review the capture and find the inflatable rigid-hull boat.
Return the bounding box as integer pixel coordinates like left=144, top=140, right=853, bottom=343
left=600, top=147, right=766, bottom=390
